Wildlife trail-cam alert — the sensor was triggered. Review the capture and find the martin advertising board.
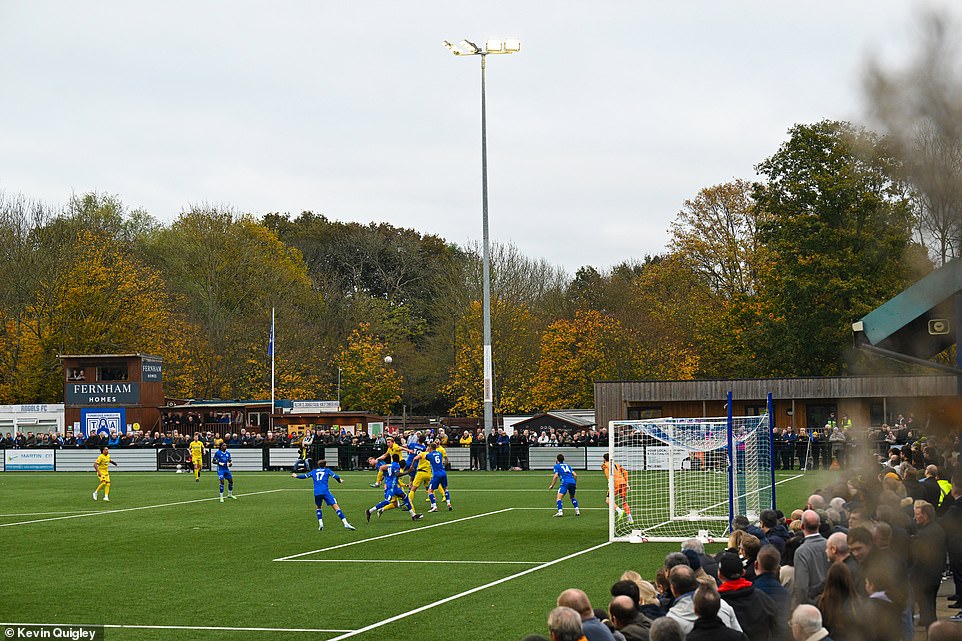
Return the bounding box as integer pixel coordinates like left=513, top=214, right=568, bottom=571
left=5, top=450, right=55, bottom=471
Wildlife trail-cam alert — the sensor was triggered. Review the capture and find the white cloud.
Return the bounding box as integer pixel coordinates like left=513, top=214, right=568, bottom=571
left=0, top=0, right=954, bottom=273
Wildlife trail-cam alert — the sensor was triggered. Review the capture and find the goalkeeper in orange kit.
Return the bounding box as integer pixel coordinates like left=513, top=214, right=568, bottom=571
left=602, top=452, right=632, bottom=524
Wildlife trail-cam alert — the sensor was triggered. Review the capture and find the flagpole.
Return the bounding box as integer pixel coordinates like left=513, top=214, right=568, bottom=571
left=270, top=307, right=275, bottom=433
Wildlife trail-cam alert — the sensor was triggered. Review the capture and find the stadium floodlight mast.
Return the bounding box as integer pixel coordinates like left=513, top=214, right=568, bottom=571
left=442, top=37, right=521, bottom=437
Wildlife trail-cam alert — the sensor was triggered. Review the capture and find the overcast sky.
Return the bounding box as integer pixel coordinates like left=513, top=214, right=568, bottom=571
left=0, top=2, right=955, bottom=275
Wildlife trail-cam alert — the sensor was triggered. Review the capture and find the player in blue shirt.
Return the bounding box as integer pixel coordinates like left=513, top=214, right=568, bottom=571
left=364, top=454, right=423, bottom=523
left=547, top=453, right=580, bottom=517
left=401, top=433, right=426, bottom=481
left=291, top=458, right=356, bottom=531
left=415, top=442, right=452, bottom=512
left=212, top=442, right=236, bottom=503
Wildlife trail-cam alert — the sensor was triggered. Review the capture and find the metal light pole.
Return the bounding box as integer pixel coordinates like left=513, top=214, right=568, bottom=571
left=443, top=38, right=521, bottom=437
left=336, top=367, right=342, bottom=410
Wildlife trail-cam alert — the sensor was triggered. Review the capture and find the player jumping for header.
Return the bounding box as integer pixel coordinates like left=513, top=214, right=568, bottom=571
left=548, top=453, right=580, bottom=517
left=212, top=442, right=236, bottom=502
left=365, top=454, right=423, bottom=523
left=292, top=458, right=356, bottom=531
left=414, top=442, right=452, bottom=512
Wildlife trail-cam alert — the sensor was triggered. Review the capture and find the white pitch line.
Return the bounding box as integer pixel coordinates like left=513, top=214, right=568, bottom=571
left=0, top=622, right=352, bottom=634
left=0, top=510, right=100, bottom=517
left=0, top=488, right=288, bottom=528
left=511, top=507, right=607, bottom=510
left=283, top=558, right=546, bottom=565
left=274, top=508, right=514, bottom=561
left=324, top=540, right=613, bottom=641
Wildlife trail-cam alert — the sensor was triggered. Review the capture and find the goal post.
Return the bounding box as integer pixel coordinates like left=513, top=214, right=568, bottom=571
left=608, top=394, right=774, bottom=543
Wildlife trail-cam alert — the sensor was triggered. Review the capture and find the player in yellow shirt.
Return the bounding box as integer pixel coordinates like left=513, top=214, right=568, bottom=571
left=189, top=433, right=206, bottom=482
left=408, top=436, right=443, bottom=505
left=370, top=436, right=404, bottom=488
left=602, top=452, right=632, bottom=524
left=92, top=446, right=118, bottom=502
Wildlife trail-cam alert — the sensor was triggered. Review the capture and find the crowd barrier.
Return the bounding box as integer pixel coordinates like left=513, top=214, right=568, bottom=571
left=0, top=445, right=613, bottom=472
left=0, top=441, right=877, bottom=473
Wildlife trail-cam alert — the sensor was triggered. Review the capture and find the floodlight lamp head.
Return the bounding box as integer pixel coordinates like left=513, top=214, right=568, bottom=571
left=442, top=40, right=458, bottom=54
left=485, top=39, right=505, bottom=53
left=459, top=39, right=480, bottom=54
left=504, top=38, right=521, bottom=53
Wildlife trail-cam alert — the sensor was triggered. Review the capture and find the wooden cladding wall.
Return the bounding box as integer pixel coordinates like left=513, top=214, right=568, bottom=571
left=595, top=376, right=959, bottom=430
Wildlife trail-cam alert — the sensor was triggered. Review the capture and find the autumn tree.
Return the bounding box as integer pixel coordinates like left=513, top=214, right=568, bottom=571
left=442, top=299, right=540, bottom=416
left=530, top=309, right=633, bottom=409
left=753, top=120, right=920, bottom=375
left=143, top=207, right=323, bottom=399
left=622, top=256, right=703, bottom=380
left=669, top=180, right=762, bottom=300
left=264, top=211, right=467, bottom=413
left=334, top=322, right=402, bottom=414
left=45, top=231, right=195, bottom=398
left=0, top=194, right=58, bottom=402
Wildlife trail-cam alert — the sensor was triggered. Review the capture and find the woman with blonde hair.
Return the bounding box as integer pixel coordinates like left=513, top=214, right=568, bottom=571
left=620, top=570, right=664, bottom=619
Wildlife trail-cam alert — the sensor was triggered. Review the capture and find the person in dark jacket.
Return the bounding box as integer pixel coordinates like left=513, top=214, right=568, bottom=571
left=858, top=561, right=903, bottom=641
left=920, top=465, right=944, bottom=507
left=686, top=586, right=748, bottom=641
left=608, top=595, right=651, bottom=641
left=717, top=552, right=781, bottom=641
left=752, top=546, right=791, bottom=641
left=760, top=509, right=790, bottom=555
left=911, top=500, right=947, bottom=629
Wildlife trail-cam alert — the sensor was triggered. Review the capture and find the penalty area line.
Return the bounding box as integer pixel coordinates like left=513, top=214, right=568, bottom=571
left=274, top=508, right=514, bottom=561
left=324, top=540, right=613, bottom=641
left=0, top=622, right=353, bottom=634
left=284, top=558, right=546, bottom=565
left=0, top=489, right=288, bottom=528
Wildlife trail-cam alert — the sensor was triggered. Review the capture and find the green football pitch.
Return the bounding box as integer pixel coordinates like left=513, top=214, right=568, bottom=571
left=0, top=469, right=828, bottom=641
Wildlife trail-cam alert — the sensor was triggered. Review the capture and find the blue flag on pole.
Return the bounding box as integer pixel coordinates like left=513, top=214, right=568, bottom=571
left=268, top=315, right=275, bottom=356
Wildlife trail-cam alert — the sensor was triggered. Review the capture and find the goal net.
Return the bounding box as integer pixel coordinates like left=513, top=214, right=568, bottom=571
left=608, top=414, right=773, bottom=542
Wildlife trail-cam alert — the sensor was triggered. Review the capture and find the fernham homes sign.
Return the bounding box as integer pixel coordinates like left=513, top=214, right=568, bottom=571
left=65, top=383, right=140, bottom=405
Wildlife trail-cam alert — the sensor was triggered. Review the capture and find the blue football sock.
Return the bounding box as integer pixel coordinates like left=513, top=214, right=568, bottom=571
left=572, top=498, right=579, bottom=509
left=335, top=509, right=345, bottom=520
left=556, top=500, right=563, bottom=511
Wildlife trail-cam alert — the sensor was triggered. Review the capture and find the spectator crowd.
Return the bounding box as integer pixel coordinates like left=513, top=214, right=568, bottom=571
left=526, top=425, right=962, bottom=641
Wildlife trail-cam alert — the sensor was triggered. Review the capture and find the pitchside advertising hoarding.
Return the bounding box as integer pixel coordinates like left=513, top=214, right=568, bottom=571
left=158, top=448, right=210, bottom=471
left=80, top=408, right=126, bottom=436
left=5, top=449, right=55, bottom=471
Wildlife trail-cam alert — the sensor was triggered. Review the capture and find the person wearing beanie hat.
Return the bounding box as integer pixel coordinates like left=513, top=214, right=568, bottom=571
left=717, top=553, right=783, bottom=641
left=682, top=549, right=702, bottom=571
